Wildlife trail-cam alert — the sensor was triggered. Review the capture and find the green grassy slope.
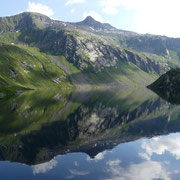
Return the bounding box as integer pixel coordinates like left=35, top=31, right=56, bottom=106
left=0, top=43, right=73, bottom=98
left=86, top=61, right=157, bottom=86
left=57, top=55, right=157, bottom=86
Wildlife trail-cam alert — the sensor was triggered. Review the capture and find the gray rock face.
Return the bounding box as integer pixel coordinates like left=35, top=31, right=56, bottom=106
left=125, top=35, right=169, bottom=56
left=148, top=68, right=180, bottom=89
left=147, top=68, right=180, bottom=104
left=49, top=32, right=170, bottom=74
left=0, top=93, right=6, bottom=98
left=16, top=90, right=23, bottom=96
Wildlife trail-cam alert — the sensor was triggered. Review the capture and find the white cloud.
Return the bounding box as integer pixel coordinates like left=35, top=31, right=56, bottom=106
left=141, top=135, right=180, bottom=160
left=27, top=2, right=54, bottom=17
left=106, top=160, right=121, bottom=166
left=100, top=0, right=180, bottom=37
left=32, top=159, right=57, bottom=174
left=100, top=0, right=122, bottom=15
left=138, top=152, right=151, bottom=161
left=94, top=151, right=106, bottom=160
left=102, top=7, right=118, bottom=15
left=74, top=161, right=79, bottom=166
left=87, top=151, right=107, bottom=161
left=83, top=11, right=104, bottom=22
left=66, top=169, right=89, bottom=179
left=104, top=159, right=171, bottom=180
left=65, top=0, right=86, bottom=6
left=71, top=8, right=76, bottom=14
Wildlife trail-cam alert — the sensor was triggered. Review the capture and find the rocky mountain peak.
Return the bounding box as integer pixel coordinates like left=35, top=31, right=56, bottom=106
left=75, top=16, right=115, bottom=31
left=80, top=16, right=103, bottom=29
left=83, top=16, right=98, bottom=24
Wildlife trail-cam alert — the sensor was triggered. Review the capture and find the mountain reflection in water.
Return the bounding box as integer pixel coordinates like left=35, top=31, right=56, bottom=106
left=1, top=87, right=180, bottom=179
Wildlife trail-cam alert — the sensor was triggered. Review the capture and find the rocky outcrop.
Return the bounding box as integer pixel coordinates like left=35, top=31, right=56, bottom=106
left=148, top=68, right=180, bottom=104
left=148, top=68, right=180, bottom=89
left=0, top=93, right=6, bottom=98
left=125, top=35, right=169, bottom=56
left=124, top=49, right=170, bottom=75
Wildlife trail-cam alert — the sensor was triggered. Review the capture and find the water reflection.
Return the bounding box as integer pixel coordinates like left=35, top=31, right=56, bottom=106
left=2, top=134, right=180, bottom=180
left=148, top=85, right=180, bottom=105
left=103, top=159, right=169, bottom=180
left=32, top=159, right=58, bottom=175
left=1, top=87, right=180, bottom=179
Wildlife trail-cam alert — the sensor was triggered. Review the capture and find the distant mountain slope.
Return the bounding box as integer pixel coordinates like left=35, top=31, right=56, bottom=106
left=0, top=12, right=52, bottom=32
left=0, top=12, right=179, bottom=89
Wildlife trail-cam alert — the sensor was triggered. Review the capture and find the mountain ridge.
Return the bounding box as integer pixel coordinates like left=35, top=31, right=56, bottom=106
left=0, top=11, right=179, bottom=96
left=1, top=11, right=178, bottom=38
left=74, top=15, right=117, bottom=31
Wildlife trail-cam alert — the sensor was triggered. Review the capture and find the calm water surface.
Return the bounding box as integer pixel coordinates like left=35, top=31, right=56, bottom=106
left=0, top=87, right=180, bottom=180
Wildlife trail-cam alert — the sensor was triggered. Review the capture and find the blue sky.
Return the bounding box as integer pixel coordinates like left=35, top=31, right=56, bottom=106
left=0, top=0, right=180, bottom=38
